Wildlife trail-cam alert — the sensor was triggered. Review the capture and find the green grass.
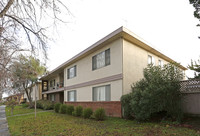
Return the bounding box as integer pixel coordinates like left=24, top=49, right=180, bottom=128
left=6, top=105, right=44, bottom=116
left=6, top=106, right=200, bottom=136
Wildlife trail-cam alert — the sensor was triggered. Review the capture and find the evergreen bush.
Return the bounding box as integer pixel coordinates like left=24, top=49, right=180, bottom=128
left=94, top=108, right=106, bottom=121
left=73, top=106, right=83, bottom=117
left=83, top=108, right=93, bottom=119
left=66, top=105, right=74, bottom=115
left=54, top=103, right=61, bottom=113
left=60, top=104, right=67, bottom=114
left=121, top=63, right=184, bottom=122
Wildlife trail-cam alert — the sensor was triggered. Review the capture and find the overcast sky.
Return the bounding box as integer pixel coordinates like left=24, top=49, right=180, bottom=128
left=47, top=0, right=200, bottom=78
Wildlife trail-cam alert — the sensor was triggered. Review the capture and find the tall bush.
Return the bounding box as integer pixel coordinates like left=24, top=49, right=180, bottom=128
left=83, top=108, right=93, bottom=119
left=54, top=103, right=61, bottom=113
left=60, top=104, right=67, bottom=114
left=121, top=63, right=184, bottom=122
left=66, top=105, right=74, bottom=115
left=73, top=106, right=83, bottom=117
left=94, top=108, right=106, bottom=121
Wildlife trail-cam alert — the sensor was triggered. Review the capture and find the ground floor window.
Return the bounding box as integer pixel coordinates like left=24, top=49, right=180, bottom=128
left=67, top=90, right=76, bottom=102
left=49, top=94, right=55, bottom=101
left=92, top=85, right=111, bottom=101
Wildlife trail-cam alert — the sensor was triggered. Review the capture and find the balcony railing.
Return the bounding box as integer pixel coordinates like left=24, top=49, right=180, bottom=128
left=49, top=82, right=64, bottom=90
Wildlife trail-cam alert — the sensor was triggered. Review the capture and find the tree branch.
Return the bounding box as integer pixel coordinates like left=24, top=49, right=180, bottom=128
left=0, top=0, right=14, bottom=18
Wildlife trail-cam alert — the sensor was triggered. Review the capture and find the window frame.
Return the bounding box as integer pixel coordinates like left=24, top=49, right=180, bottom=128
left=148, top=55, right=155, bottom=65
left=92, top=84, right=111, bottom=102
left=158, top=59, right=163, bottom=67
left=67, top=65, right=77, bottom=79
left=67, top=90, right=77, bottom=102
left=92, top=48, right=110, bottom=70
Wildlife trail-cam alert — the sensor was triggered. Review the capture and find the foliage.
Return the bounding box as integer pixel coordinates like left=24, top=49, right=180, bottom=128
left=188, top=59, right=200, bottom=79
left=120, top=93, right=133, bottom=119
left=6, top=99, right=17, bottom=115
left=36, top=100, right=54, bottom=110
left=60, top=104, right=67, bottom=114
left=21, top=103, right=29, bottom=108
left=82, top=108, right=93, bottom=119
left=121, top=63, right=184, bottom=122
left=66, top=105, right=74, bottom=115
left=54, top=103, right=61, bottom=113
left=73, top=106, right=83, bottom=117
left=94, top=108, right=106, bottom=121
left=11, top=54, right=46, bottom=107
left=6, top=107, right=200, bottom=136
left=189, top=0, right=200, bottom=20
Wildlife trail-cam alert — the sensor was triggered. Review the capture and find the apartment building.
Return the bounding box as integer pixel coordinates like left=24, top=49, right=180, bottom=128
left=40, top=26, right=186, bottom=117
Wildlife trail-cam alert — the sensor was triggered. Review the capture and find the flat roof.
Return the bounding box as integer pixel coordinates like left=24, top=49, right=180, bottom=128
left=41, top=26, right=187, bottom=80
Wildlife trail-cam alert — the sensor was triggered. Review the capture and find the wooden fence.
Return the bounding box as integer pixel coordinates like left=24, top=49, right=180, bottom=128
left=180, top=79, right=200, bottom=93
left=180, top=79, right=200, bottom=116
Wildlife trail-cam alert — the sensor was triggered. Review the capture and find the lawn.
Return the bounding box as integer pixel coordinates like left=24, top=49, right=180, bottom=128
left=6, top=106, right=200, bottom=136
left=6, top=105, right=44, bottom=116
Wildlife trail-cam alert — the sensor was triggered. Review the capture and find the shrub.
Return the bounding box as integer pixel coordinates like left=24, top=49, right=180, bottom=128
left=120, top=93, right=133, bottom=119
left=36, top=100, right=54, bottom=110
left=60, top=104, right=67, bottom=114
left=83, top=108, right=93, bottom=119
left=73, top=106, right=83, bottom=117
left=121, top=63, right=183, bottom=122
left=94, top=108, right=106, bottom=121
left=66, top=105, right=74, bottom=115
left=54, top=103, right=61, bottom=113
left=21, top=103, right=29, bottom=108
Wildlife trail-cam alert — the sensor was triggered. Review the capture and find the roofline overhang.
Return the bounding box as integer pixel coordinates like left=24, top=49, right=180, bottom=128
left=40, top=26, right=187, bottom=80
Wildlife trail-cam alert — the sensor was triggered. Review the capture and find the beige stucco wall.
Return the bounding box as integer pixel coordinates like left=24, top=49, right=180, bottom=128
left=64, top=38, right=123, bottom=87
left=48, top=75, right=60, bottom=89
left=122, top=39, right=168, bottom=95
left=182, top=92, right=200, bottom=115
left=64, top=80, right=122, bottom=102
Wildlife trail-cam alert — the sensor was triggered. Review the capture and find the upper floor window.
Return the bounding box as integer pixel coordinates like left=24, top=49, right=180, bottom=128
left=158, top=60, right=163, bottom=67
left=92, top=85, right=110, bottom=101
left=67, top=65, right=76, bottom=79
left=50, top=79, right=55, bottom=88
left=67, top=90, right=76, bottom=102
left=92, top=49, right=110, bottom=70
left=148, top=55, right=155, bottom=65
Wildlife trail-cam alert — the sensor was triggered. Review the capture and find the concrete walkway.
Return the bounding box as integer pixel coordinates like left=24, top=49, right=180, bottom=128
left=0, top=105, right=10, bottom=136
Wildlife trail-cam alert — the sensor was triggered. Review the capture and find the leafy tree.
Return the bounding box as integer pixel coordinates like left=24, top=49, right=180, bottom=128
left=188, top=59, right=200, bottom=79
left=11, top=54, right=46, bottom=107
left=6, top=99, right=17, bottom=116
left=121, top=63, right=184, bottom=122
left=189, top=0, right=200, bottom=21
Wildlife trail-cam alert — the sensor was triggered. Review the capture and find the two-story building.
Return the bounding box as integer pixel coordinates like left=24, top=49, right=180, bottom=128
left=40, top=26, right=186, bottom=117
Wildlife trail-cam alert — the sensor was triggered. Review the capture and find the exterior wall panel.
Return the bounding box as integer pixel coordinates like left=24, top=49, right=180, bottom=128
left=122, top=39, right=168, bottom=95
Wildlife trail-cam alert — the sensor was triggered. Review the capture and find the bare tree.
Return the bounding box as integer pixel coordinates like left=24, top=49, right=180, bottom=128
left=0, top=0, right=70, bottom=95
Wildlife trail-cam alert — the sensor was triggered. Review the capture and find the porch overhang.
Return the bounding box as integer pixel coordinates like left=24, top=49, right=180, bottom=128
left=42, top=87, right=65, bottom=94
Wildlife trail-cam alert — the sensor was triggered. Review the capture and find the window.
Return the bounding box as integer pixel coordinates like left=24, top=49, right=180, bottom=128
left=92, top=85, right=110, bottom=101
left=50, top=94, right=55, bottom=101
left=92, top=49, right=110, bottom=70
left=148, top=55, right=155, bottom=65
left=50, top=79, right=55, bottom=88
left=158, top=60, right=163, bottom=67
left=67, top=65, right=76, bottom=79
left=67, top=90, right=76, bottom=102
